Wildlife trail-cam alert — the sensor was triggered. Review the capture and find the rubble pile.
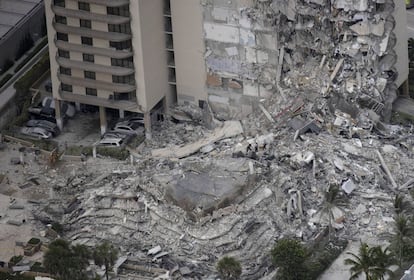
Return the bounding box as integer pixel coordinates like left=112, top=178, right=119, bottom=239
left=30, top=103, right=414, bottom=278
left=203, top=0, right=400, bottom=125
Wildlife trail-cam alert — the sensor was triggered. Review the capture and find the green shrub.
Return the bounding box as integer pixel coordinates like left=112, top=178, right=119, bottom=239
left=65, top=146, right=93, bottom=156
left=0, top=271, right=34, bottom=280
left=9, top=255, right=23, bottom=265
left=0, top=73, right=13, bottom=88
left=216, top=256, right=242, bottom=280
left=27, top=238, right=40, bottom=245
left=96, top=147, right=130, bottom=160
left=51, top=222, right=64, bottom=234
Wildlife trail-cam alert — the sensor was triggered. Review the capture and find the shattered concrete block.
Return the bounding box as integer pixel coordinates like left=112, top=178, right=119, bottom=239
left=228, top=79, right=243, bottom=89
left=225, top=46, right=239, bottom=56
left=243, top=82, right=259, bottom=97
left=204, top=23, right=239, bottom=44
left=206, top=73, right=223, bottom=87
left=341, top=179, right=356, bottom=194
left=245, top=47, right=257, bottom=63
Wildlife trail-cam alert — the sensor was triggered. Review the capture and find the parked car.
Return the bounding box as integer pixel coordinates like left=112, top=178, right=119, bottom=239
left=98, top=137, right=125, bottom=147
left=20, top=127, right=52, bottom=139
left=102, top=131, right=130, bottom=140
left=113, top=121, right=145, bottom=135
left=42, top=97, right=76, bottom=118
left=123, top=115, right=144, bottom=125
left=26, top=119, right=59, bottom=136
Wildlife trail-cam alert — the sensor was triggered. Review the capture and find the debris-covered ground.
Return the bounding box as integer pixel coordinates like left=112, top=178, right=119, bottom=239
left=3, top=96, right=408, bottom=279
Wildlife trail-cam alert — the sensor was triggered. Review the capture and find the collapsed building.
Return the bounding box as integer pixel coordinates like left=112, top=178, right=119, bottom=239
left=45, top=0, right=408, bottom=132
left=2, top=0, right=408, bottom=279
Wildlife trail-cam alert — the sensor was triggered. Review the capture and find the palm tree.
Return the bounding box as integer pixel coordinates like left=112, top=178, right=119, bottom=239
left=216, top=256, right=242, bottom=280
left=93, top=241, right=118, bottom=280
left=319, top=184, right=346, bottom=239
left=393, top=194, right=412, bottom=215
left=390, top=214, right=414, bottom=266
left=344, top=243, right=394, bottom=280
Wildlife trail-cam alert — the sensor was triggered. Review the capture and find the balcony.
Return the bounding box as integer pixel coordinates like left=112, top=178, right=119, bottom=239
left=57, top=57, right=134, bottom=76
left=59, top=90, right=141, bottom=112
left=55, top=41, right=132, bottom=59
left=53, top=6, right=130, bottom=24
left=57, top=0, right=130, bottom=7
left=53, top=23, right=131, bottom=42
left=58, top=74, right=136, bottom=92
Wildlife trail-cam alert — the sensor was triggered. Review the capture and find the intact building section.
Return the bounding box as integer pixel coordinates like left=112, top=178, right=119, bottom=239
left=44, top=0, right=172, bottom=133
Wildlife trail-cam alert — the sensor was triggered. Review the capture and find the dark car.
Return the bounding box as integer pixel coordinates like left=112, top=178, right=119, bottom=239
left=26, top=119, right=60, bottom=136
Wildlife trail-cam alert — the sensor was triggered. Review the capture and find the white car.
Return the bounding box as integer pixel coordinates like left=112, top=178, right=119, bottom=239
left=113, top=122, right=145, bottom=135
left=98, top=137, right=124, bottom=147
left=20, top=127, right=52, bottom=139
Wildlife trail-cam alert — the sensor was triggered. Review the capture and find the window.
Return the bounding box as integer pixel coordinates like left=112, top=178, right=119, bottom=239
left=80, top=19, right=91, bottom=29
left=114, top=91, right=136, bottom=101
left=109, top=40, right=132, bottom=50
left=86, top=88, right=97, bottom=96
left=111, top=57, right=134, bottom=68
left=58, top=49, right=70, bottom=58
left=54, top=0, right=65, bottom=7
left=84, top=71, right=96, bottom=80
left=112, top=74, right=135, bottom=85
left=56, top=32, right=68, bottom=42
left=55, top=15, right=67, bottom=24
left=78, top=2, right=90, bottom=11
left=108, top=23, right=131, bottom=34
left=61, top=83, right=72, bottom=92
left=60, top=66, right=71, bottom=76
left=82, top=53, right=94, bottom=62
left=81, top=36, right=93, bottom=46
left=107, top=5, right=130, bottom=17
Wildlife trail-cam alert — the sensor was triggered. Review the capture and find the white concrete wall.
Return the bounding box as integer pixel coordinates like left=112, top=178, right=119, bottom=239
left=171, top=0, right=208, bottom=105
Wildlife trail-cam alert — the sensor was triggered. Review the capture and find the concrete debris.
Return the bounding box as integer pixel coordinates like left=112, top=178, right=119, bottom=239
left=341, top=179, right=356, bottom=194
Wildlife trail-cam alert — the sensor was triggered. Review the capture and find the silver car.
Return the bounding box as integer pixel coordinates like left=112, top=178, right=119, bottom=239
left=113, top=122, right=145, bottom=135
left=20, top=127, right=52, bottom=139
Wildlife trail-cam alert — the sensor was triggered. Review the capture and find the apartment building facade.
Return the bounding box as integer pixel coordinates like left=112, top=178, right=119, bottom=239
left=44, top=0, right=207, bottom=134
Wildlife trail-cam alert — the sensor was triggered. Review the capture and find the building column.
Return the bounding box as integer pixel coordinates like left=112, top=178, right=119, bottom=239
left=54, top=99, right=63, bottom=131
left=75, top=102, right=81, bottom=111
left=402, top=79, right=410, bottom=97
left=119, top=109, right=125, bottom=119
left=144, top=112, right=152, bottom=140
left=99, top=106, right=107, bottom=135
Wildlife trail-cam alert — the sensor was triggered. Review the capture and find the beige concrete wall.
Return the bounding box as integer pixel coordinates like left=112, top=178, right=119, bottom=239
left=66, top=0, right=77, bottom=10
left=91, top=4, right=106, bottom=14
left=67, top=17, right=78, bottom=27
left=394, top=0, right=409, bottom=87
left=92, top=21, right=108, bottom=32
left=44, top=0, right=60, bottom=100
left=171, top=0, right=207, bottom=105
left=130, top=0, right=170, bottom=112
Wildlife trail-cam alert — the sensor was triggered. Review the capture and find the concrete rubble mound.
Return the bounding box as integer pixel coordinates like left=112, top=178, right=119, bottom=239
left=26, top=97, right=414, bottom=278
left=9, top=0, right=411, bottom=279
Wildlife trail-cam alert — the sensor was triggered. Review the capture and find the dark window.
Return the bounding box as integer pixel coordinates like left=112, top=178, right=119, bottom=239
left=60, top=66, right=71, bottom=75
left=107, top=5, right=130, bottom=17
left=109, top=40, right=132, bottom=50
left=55, top=15, right=67, bottom=24
left=80, top=19, right=91, bottom=29
left=112, top=74, right=135, bottom=85
left=82, top=53, right=94, bottom=62
left=86, top=88, right=97, bottom=96
left=111, top=57, right=134, bottom=68
left=61, top=83, right=72, bottom=92
left=81, top=36, right=93, bottom=45
left=108, top=23, right=131, bottom=34
left=84, top=71, right=96, bottom=80
left=56, top=32, right=68, bottom=42
left=58, top=49, right=70, bottom=58
left=114, top=91, right=136, bottom=101
left=54, top=0, right=65, bottom=7
left=78, top=2, right=90, bottom=11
